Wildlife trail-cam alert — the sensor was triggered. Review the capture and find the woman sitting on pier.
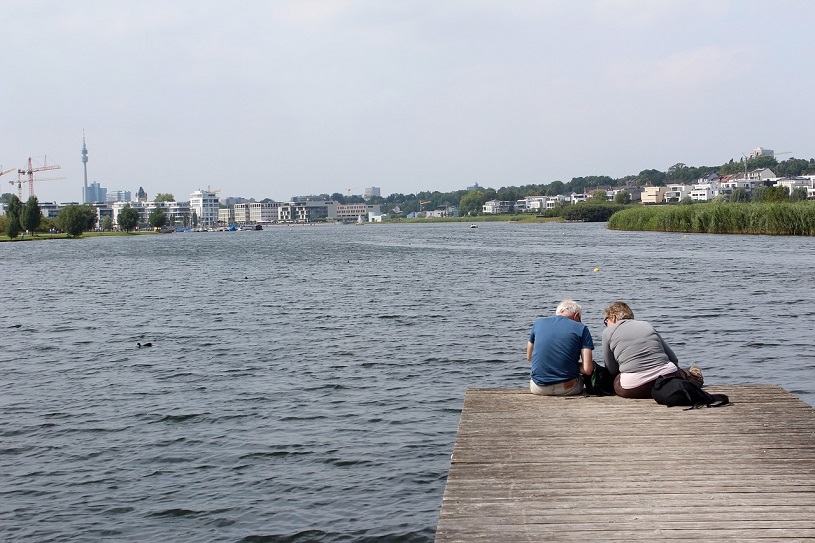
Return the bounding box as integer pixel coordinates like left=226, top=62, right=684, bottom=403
left=602, top=301, right=702, bottom=399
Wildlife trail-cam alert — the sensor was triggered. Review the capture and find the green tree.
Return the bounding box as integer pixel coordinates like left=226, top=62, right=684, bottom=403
left=56, top=204, right=97, bottom=237
left=774, top=158, right=810, bottom=177
left=730, top=187, right=750, bottom=203
left=590, top=190, right=608, bottom=202
left=118, top=205, right=140, bottom=232
left=22, top=196, right=42, bottom=234
left=637, top=169, right=666, bottom=186
left=765, top=185, right=789, bottom=203
left=752, top=186, right=768, bottom=203
left=102, top=216, right=113, bottom=231
left=680, top=196, right=694, bottom=205
left=790, top=187, right=808, bottom=202
left=614, top=190, right=631, bottom=205
left=154, top=193, right=175, bottom=202
left=544, top=181, right=566, bottom=196
left=148, top=207, right=168, bottom=228
left=1, top=192, right=17, bottom=206
left=5, top=195, right=22, bottom=239
left=191, top=211, right=199, bottom=228
left=459, top=190, right=486, bottom=216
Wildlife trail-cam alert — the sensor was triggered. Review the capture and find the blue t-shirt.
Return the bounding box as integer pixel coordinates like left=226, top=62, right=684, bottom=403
left=529, top=315, right=594, bottom=386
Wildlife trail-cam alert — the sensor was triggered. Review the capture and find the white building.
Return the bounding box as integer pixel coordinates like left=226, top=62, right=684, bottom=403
left=219, top=207, right=235, bottom=225
left=335, top=202, right=380, bottom=221
left=748, top=147, right=775, bottom=159
left=690, top=181, right=722, bottom=202
left=515, top=197, right=546, bottom=213
left=249, top=202, right=281, bottom=223
left=189, top=189, right=220, bottom=227
left=775, top=176, right=815, bottom=195
left=233, top=203, right=250, bottom=224
left=106, top=190, right=131, bottom=203
left=111, top=200, right=192, bottom=228
left=364, top=187, right=381, bottom=199
left=482, top=200, right=513, bottom=214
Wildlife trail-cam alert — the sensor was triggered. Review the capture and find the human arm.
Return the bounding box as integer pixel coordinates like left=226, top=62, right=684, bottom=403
left=602, top=330, right=619, bottom=375
left=526, top=341, right=534, bottom=362
left=657, top=332, right=679, bottom=364
left=580, top=348, right=593, bottom=376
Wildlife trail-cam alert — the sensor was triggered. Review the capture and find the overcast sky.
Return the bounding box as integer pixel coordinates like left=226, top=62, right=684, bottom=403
left=2, top=0, right=813, bottom=204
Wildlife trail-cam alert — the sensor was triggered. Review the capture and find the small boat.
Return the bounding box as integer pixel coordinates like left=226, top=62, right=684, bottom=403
left=469, top=224, right=478, bottom=229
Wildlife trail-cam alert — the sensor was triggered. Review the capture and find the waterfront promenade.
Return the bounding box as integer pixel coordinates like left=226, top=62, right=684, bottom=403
left=436, top=386, right=815, bottom=542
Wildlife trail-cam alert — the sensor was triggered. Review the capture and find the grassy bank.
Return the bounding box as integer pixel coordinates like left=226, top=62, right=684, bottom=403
left=0, top=231, right=157, bottom=242
left=389, top=215, right=564, bottom=224
left=608, top=202, right=815, bottom=236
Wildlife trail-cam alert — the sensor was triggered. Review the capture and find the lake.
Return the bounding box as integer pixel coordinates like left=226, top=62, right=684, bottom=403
left=2, top=222, right=813, bottom=542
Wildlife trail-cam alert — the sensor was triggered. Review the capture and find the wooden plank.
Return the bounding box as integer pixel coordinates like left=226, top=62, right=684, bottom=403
left=436, top=385, right=815, bottom=542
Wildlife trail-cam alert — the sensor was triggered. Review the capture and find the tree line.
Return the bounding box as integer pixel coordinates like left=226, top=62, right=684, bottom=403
left=1, top=194, right=166, bottom=239
left=359, top=155, right=815, bottom=217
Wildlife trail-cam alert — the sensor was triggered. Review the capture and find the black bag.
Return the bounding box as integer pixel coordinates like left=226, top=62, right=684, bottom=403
left=651, top=375, right=729, bottom=409
left=585, top=364, right=615, bottom=396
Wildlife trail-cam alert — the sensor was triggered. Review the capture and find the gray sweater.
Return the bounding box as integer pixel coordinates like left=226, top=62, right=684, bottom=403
left=602, top=319, right=678, bottom=376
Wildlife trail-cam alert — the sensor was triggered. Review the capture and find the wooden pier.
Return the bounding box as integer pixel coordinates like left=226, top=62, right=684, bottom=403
left=436, top=385, right=815, bottom=542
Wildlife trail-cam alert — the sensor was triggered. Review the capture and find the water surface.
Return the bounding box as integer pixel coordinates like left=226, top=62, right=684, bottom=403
left=2, top=222, right=813, bottom=541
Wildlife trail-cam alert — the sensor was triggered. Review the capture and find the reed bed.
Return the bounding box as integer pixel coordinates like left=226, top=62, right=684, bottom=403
left=608, top=202, right=815, bottom=236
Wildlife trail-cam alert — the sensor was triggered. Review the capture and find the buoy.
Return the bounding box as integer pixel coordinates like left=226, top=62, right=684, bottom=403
left=594, top=268, right=600, bottom=273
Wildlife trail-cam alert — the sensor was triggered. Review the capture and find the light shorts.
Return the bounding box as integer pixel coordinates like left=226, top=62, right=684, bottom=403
left=529, top=376, right=584, bottom=396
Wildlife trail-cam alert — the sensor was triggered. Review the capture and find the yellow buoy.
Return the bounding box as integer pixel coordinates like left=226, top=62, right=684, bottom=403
left=594, top=268, right=600, bottom=272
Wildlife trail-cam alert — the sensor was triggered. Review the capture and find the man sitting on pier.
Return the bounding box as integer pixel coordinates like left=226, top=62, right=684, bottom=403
left=527, top=299, right=595, bottom=396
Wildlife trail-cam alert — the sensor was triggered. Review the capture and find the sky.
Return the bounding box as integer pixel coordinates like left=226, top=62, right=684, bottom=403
left=2, top=0, right=814, bottom=204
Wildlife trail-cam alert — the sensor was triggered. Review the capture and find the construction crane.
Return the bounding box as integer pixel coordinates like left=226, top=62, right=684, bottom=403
left=10, top=173, right=67, bottom=199
left=0, top=167, right=15, bottom=178
left=15, top=156, right=62, bottom=199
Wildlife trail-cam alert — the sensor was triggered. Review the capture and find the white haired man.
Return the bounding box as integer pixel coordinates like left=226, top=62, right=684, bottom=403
left=526, top=299, right=595, bottom=396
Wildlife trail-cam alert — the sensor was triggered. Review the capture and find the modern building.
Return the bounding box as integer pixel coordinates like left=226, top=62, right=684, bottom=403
left=641, top=186, right=667, bottom=204
left=136, top=186, right=148, bottom=203
left=106, top=190, right=132, bottom=203
left=249, top=202, right=281, bottom=223
left=364, top=187, right=381, bottom=199
left=219, top=207, right=235, bottom=225
left=84, top=181, right=107, bottom=204
left=665, top=184, right=692, bottom=202
left=111, top=200, right=192, bottom=228
left=278, top=199, right=338, bottom=222
left=335, top=202, right=379, bottom=221
left=189, top=189, right=220, bottom=227
left=482, top=200, right=513, bottom=214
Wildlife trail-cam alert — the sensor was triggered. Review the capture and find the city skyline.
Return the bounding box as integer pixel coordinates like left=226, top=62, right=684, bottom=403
left=2, top=1, right=814, bottom=205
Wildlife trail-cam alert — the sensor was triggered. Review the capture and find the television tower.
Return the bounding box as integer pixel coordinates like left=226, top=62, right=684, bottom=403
left=81, top=132, right=89, bottom=204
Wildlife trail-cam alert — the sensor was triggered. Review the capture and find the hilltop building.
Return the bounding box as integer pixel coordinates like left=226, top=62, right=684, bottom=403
left=748, top=147, right=775, bottom=159
left=364, top=187, right=381, bottom=199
